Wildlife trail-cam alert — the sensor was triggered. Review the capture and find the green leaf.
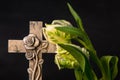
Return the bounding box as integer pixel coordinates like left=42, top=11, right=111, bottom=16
left=67, top=3, right=84, bottom=32
left=100, top=56, right=119, bottom=80
left=76, top=37, right=96, bottom=54
left=58, top=43, right=85, bottom=72
left=74, top=69, right=82, bottom=80
left=67, top=3, right=96, bottom=54
left=110, top=56, right=119, bottom=80
left=55, top=26, right=96, bottom=54
left=83, top=61, right=98, bottom=80
left=55, top=26, right=85, bottom=38
left=58, top=43, right=98, bottom=80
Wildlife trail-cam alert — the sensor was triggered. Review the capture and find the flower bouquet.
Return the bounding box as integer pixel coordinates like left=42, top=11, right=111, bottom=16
left=42, top=3, right=118, bottom=80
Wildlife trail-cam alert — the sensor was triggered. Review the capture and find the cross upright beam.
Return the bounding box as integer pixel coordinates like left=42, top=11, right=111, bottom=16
left=8, top=21, right=56, bottom=80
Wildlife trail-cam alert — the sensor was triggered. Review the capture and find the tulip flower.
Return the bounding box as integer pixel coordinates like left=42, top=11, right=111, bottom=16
left=43, top=20, right=84, bottom=69
left=42, top=3, right=118, bottom=80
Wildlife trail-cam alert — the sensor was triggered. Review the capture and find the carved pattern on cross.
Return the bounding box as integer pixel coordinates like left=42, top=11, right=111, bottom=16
left=8, top=21, right=56, bottom=80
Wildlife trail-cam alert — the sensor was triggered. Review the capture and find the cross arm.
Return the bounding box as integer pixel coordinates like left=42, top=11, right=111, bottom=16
left=8, top=40, right=25, bottom=53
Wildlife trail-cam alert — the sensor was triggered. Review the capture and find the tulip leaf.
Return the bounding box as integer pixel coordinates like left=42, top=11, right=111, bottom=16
left=55, top=26, right=85, bottom=38
left=74, top=69, right=82, bottom=80
left=58, top=43, right=85, bottom=72
left=58, top=43, right=98, bottom=80
left=67, top=3, right=84, bottom=32
left=100, top=56, right=118, bottom=80
left=55, top=26, right=96, bottom=54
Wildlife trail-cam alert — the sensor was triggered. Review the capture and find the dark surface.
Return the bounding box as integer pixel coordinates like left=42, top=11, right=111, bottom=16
left=0, top=0, right=120, bottom=80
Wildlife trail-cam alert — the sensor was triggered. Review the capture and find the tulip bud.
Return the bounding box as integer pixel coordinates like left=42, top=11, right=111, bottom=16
left=43, top=20, right=89, bottom=70
left=43, top=20, right=72, bottom=44
left=55, top=46, right=80, bottom=69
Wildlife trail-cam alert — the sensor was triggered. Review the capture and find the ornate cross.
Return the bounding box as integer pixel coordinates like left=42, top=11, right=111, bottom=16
left=8, top=21, right=56, bottom=80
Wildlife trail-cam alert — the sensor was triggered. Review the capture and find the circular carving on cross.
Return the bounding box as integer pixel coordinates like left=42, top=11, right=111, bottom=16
left=23, top=34, right=40, bottom=49
left=25, top=51, right=35, bottom=60
left=23, top=33, right=49, bottom=80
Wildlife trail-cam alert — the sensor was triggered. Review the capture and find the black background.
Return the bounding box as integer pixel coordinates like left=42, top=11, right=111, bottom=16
left=0, top=0, right=120, bottom=80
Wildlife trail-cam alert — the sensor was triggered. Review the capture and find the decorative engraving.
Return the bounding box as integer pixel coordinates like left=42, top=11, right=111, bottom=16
left=23, top=34, right=48, bottom=80
left=25, top=51, right=35, bottom=60
left=23, top=34, right=40, bottom=50
left=8, top=21, right=56, bottom=80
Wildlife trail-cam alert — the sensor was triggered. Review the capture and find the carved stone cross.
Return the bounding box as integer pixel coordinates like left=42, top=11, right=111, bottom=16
left=8, top=21, right=56, bottom=80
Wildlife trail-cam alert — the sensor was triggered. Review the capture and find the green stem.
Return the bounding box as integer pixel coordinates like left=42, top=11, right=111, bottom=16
left=75, top=38, right=107, bottom=79
left=74, top=69, right=82, bottom=80
left=89, top=51, right=107, bottom=80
